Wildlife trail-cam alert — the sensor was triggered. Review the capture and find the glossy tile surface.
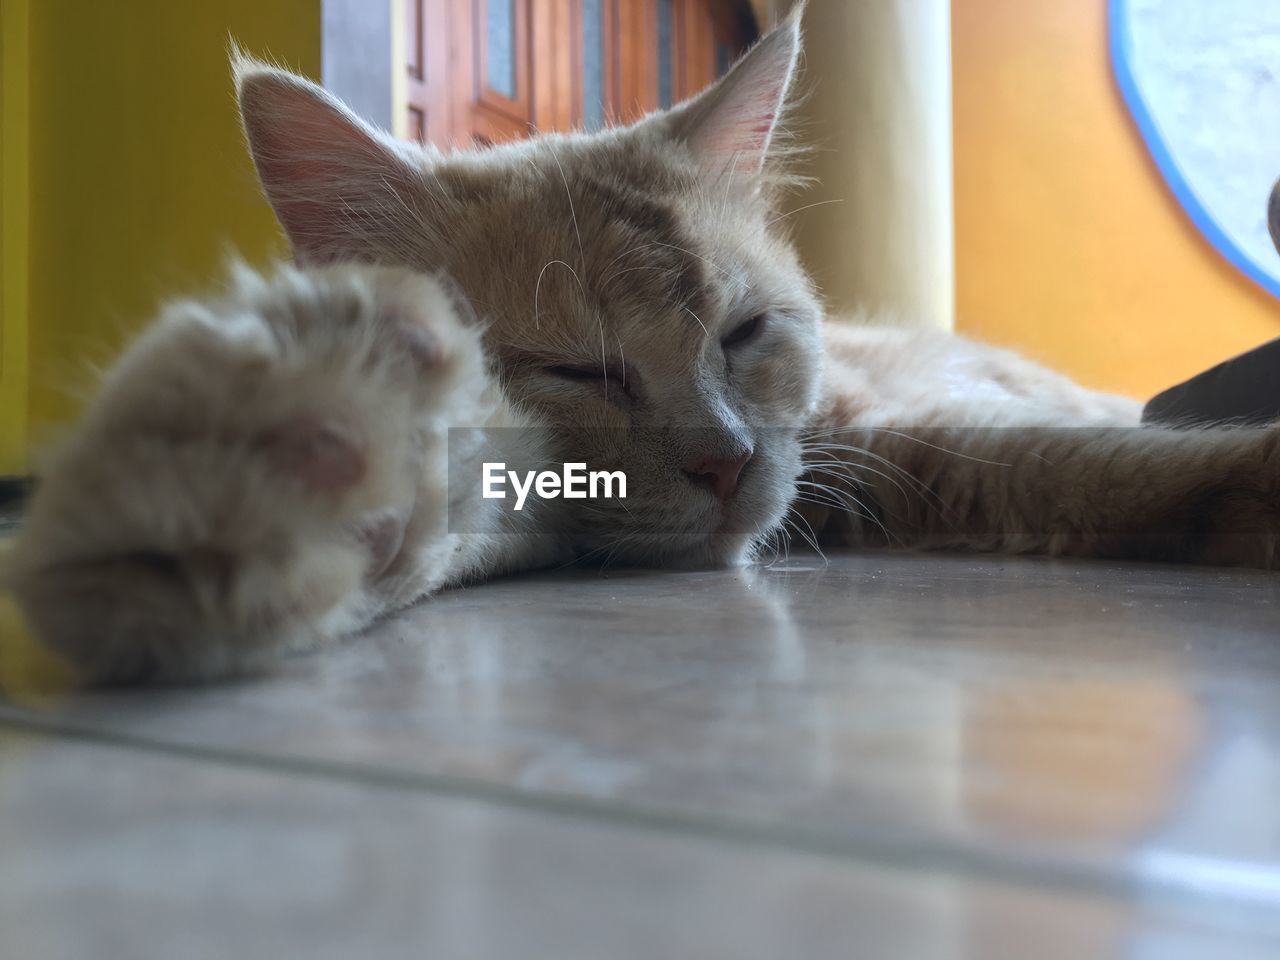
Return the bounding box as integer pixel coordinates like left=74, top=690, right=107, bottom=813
left=3, top=733, right=1276, bottom=960
left=3, top=552, right=1280, bottom=950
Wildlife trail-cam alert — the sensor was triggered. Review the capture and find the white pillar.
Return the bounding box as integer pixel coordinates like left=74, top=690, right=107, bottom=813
left=781, top=0, right=955, bottom=330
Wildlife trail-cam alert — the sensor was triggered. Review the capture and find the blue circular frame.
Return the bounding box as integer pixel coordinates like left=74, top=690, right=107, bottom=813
left=1109, top=0, right=1280, bottom=302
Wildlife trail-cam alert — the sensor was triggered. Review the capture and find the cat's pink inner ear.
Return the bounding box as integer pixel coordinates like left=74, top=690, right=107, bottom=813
left=672, top=18, right=801, bottom=178
left=236, top=63, right=414, bottom=263
left=259, top=416, right=368, bottom=494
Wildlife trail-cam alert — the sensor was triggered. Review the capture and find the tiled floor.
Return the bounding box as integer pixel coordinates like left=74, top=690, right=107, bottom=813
left=2, top=551, right=1279, bottom=957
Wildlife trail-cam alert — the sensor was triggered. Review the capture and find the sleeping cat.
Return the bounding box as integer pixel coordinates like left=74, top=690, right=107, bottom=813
left=8, top=14, right=1278, bottom=683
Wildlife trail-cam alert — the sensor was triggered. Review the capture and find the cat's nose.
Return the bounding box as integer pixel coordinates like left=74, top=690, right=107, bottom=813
left=683, top=450, right=753, bottom=502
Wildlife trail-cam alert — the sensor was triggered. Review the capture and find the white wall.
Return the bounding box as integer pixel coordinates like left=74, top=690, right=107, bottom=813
left=323, top=0, right=395, bottom=131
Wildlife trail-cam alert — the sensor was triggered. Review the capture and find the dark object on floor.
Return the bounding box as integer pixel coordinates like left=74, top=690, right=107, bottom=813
left=1142, top=338, right=1280, bottom=427
left=0, top=477, right=32, bottom=533
left=1268, top=177, right=1280, bottom=257
left=0, top=477, right=33, bottom=507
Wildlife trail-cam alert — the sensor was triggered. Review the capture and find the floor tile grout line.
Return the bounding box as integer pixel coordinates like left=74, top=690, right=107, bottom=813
left=2, top=710, right=1274, bottom=922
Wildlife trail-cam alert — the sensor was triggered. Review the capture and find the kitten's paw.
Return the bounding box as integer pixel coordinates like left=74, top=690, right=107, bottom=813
left=7, top=263, right=489, bottom=684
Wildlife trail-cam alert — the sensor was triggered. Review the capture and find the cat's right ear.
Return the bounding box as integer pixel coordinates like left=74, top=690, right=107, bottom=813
left=662, top=7, right=804, bottom=181
left=234, top=52, right=421, bottom=264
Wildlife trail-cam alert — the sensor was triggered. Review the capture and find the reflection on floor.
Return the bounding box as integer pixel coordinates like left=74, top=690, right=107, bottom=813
left=2, top=552, right=1279, bottom=958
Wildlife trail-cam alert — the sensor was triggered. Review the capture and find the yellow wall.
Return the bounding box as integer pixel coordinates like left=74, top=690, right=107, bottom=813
left=2, top=0, right=320, bottom=471
left=1, top=0, right=31, bottom=474
left=953, top=0, right=1280, bottom=399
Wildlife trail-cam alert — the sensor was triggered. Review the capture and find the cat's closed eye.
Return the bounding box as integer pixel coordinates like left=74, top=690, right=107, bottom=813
left=545, top=363, right=632, bottom=398
left=721, top=314, right=766, bottom=349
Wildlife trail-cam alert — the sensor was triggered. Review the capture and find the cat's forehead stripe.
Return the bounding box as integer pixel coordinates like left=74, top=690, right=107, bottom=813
left=575, top=170, right=716, bottom=321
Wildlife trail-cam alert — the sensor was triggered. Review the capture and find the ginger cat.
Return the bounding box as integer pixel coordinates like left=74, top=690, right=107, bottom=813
left=8, top=14, right=1277, bottom=683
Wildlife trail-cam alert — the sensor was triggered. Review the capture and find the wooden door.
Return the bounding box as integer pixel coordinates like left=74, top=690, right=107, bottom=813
left=403, top=0, right=756, bottom=148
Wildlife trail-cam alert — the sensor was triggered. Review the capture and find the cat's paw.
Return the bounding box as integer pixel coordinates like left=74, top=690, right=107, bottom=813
left=1196, top=426, right=1280, bottom=568
left=6, top=263, right=490, bottom=684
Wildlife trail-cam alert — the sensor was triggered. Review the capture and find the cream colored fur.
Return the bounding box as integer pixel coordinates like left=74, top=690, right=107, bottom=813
left=8, top=13, right=1278, bottom=684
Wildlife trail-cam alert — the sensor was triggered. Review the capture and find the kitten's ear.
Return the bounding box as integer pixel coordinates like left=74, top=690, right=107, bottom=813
left=234, top=52, right=420, bottom=264
left=665, top=10, right=803, bottom=179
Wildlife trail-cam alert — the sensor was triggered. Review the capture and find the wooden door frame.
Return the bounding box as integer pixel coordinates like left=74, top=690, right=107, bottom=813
left=397, top=0, right=756, bottom=145
left=471, top=0, right=533, bottom=125
left=533, top=0, right=580, bottom=132
left=616, top=0, right=657, bottom=121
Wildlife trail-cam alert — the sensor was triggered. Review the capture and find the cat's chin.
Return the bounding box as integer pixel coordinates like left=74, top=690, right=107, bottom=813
left=570, top=530, right=760, bottom=570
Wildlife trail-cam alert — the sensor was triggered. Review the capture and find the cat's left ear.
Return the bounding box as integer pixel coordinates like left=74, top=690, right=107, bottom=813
left=664, top=8, right=803, bottom=179
left=234, top=51, right=423, bottom=264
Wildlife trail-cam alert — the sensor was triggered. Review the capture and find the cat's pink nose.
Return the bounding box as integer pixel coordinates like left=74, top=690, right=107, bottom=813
left=683, top=451, right=752, bottom=502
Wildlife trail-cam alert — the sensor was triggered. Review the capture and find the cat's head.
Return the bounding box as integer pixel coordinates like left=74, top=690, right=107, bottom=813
left=236, top=14, right=822, bottom=566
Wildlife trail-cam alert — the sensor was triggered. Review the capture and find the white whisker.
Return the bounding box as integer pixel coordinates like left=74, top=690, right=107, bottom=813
left=547, top=145, right=586, bottom=269
left=533, top=259, right=586, bottom=329
left=767, top=198, right=846, bottom=228
left=682, top=306, right=710, bottom=338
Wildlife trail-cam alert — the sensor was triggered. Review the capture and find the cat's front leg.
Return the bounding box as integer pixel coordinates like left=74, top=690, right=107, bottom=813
left=6, top=263, right=533, bottom=684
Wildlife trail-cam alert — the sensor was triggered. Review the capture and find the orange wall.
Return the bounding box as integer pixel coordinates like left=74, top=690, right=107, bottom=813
left=952, top=0, right=1280, bottom=399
